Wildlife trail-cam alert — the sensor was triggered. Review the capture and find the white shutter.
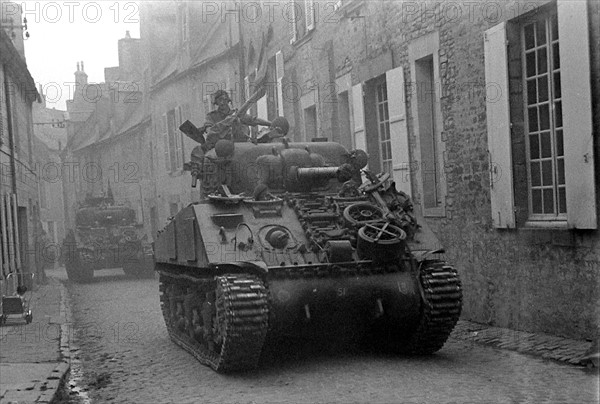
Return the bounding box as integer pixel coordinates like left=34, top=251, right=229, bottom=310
left=161, top=114, right=169, bottom=171
left=289, top=1, right=297, bottom=44
left=176, top=106, right=184, bottom=169
left=11, top=194, right=20, bottom=271
left=1, top=194, right=9, bottom=275
left=558, top=0, right=596, bottom=229
left=257, top=95, right=268, bottom=121
left=244, top=76, right=250, bottom=101
left=305, top=0, right=315, bottom=31
left=275, top=51, right=284, bottom=116
left=386, top=67, right=411, bottom=196
left=351, top=83, right=366, bottom=153
left=484, top=22, right=515, bottom=228
left=3, top=194, right=16, bottom=273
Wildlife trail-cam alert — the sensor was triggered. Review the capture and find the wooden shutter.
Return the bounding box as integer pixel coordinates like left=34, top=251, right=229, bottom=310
left=289, top=1, right=297, bottom=44
left=305, top=0, right=315, bottom=31
left=257, top=95, right=268, bottom=121
left=275, top=51, right=284, bottom=116
left=386, top=67, right=412, bottom=196
left=351, top=83, right=366, bottom=153
left=4, top=194, right=14, bottom=273
left=175, top=106, right=183, bottom=169
left=244, top=76, right=250, bottom=101
left=484, top=22, right=515, bottom=228
left=11, top=194, right=20, bottom=271
left=558, top=0, right=596, bottom=229
left=1, top=194, right=9, bottom=275
left=161, top=114, right=169, bottom=171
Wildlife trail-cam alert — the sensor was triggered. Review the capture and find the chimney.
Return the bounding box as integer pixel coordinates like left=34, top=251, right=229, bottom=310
left=74, top=60, right=88, bottom=100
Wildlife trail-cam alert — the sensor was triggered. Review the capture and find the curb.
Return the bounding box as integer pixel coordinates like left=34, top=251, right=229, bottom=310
left=450, top=320, right=594, bottom=366
left=49, top=278, right=72, bottom=404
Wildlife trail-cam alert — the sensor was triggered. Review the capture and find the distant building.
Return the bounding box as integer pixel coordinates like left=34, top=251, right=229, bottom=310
left=63, top=31, right=154, bottom=241
left=0, top=1, right=40, bottom=283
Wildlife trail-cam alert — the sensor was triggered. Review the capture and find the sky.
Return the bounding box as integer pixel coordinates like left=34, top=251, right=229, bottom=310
left=17, top=0, right=141, bottom=110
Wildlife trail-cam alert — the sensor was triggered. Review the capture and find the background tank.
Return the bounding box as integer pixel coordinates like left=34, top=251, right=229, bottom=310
left=154, top=120, right=462, bottom=373
left=63, top=195, right=154, bottom=282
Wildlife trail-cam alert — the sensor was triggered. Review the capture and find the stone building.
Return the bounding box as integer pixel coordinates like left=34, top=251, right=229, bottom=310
left=238, top=0, right=599, bottom=340
left=0, top=1, right=40, bottom=283
left=140, top=0, right=244, bottom=232
left=31, top=86, right=67, bottom=251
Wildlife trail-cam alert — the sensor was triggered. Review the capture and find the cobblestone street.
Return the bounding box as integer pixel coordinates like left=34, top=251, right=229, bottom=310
left=55, top=268, right=598, bottom=404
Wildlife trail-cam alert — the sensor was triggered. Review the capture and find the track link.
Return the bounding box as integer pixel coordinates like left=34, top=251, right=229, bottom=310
left=403, top=260, right=462, bottom=354
left=159, top=271, right=269, bottom=372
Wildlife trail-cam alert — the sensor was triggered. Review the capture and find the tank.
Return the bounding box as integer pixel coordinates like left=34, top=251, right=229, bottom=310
left=154, top=119, right=462, bottom=373
left=63, top=195, right=154, bottom=282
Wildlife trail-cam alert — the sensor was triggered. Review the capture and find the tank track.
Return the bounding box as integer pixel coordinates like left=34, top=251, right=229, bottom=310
left=158, top=270, right=269, bottom=372
left=403, top=260, right=462, bottom=354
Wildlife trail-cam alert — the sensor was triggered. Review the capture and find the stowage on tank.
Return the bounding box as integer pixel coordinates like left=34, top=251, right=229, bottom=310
left=154, top=111, right=462, bottom=373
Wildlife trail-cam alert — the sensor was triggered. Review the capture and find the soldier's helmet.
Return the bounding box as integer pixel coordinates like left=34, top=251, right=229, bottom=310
left=212, top=90, right=231, bottom=105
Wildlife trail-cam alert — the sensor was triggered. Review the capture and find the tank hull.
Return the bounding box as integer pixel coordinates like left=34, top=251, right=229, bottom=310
left=155, top=140, right=462, bottom=372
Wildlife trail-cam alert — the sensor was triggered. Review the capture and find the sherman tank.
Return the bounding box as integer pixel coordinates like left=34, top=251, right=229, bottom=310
left=63, top=195, right=154, bottom=282
left=154, top=112, right=462, bottom=373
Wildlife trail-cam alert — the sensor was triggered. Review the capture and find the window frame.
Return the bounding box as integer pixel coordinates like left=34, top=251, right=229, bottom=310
left=408, top=31, right=446, bottom=218
left=521, top=9, right=566, bottom=221
left=374, top=77, right=392, bottom=175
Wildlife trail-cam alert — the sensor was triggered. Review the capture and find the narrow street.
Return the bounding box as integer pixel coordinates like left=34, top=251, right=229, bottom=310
left=51, top=267, right=598, bottom=404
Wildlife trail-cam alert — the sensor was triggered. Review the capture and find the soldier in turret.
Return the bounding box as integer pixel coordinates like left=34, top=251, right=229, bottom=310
left=202, top=90, right=271, bottom=153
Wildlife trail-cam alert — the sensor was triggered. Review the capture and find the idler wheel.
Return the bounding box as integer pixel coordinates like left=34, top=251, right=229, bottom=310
left=343, top=202, right=385, bottom=227
left=357, top=222, right=406, bottom=262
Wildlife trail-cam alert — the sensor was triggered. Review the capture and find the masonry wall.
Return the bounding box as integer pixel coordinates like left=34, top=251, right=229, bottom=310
left=240, top=0, right=599, bottom=340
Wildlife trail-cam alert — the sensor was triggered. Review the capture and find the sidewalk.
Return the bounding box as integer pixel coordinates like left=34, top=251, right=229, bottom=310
left=450, top=320, right=597, bottom=367
left=0, top=277, right=71, bottom=404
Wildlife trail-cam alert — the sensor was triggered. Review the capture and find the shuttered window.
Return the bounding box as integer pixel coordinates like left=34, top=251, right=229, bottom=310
left=484, top=1, right=596, bottom=229
left=305, top=0, right=315, bottom=31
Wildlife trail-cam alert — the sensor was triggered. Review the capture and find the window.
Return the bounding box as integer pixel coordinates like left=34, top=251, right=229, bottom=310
left=337, top=90, right=352, bottom=150
left=409, top=32, right=445, bottom=216
left=484, top=1, right=596, bottom=229
left=522, top=12, right=564, bottom=219
left=289, top=0, right=315, bottom=44
left=350, top=67, right=411, bottom=196
left=304, top=105, right=317, bottom=140
left=375, top=80, right=392, bottom=175
left=415, top=56, right=441, bottom=210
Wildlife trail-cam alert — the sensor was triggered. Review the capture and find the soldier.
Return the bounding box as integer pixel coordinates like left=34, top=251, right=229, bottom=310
left=202, top=90, right=271, bottom=153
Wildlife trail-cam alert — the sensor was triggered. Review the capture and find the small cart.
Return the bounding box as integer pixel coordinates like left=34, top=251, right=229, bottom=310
left=0, top=272, right=34, bottom=325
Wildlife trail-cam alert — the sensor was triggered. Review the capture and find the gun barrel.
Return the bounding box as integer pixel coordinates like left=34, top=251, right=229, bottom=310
left=295, top=167, right=339, bottom=182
